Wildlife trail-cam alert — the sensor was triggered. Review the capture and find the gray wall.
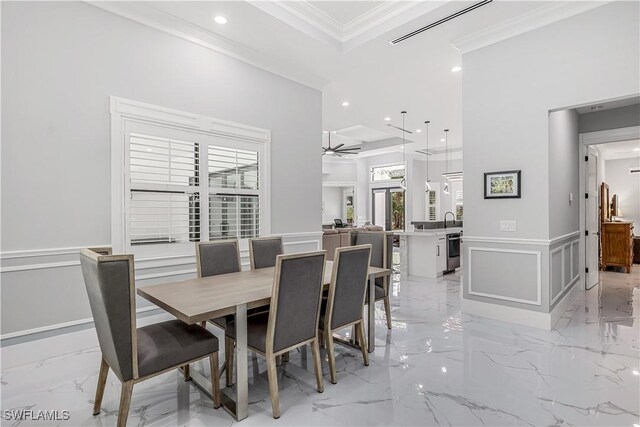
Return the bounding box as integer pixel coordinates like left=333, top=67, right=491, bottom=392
left=549, top=109, right=580, bottom=239
left=579, top=104, right=640, bottom=133
left=1, top=2, right=322, bottom=335
left=605, top=157, right=640, bottom=227
left=462, top=2, right=639, bottom=317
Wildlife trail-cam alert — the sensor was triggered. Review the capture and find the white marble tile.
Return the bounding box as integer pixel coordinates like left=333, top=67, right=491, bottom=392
left=2, top=267, right=639, bottom=426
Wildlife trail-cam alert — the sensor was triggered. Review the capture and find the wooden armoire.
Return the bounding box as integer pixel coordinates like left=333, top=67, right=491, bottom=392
left=600, top=183, right=634, bottom=273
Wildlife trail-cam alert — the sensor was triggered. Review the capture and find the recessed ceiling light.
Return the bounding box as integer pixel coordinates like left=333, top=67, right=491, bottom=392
left=384, top=117, right=391, bottom=121
left=341, top=101, right=349, bottom=107
left=451, top=66, right=462, bottom=72
left=633, top=148, right=639, bottom=152
left=323, top=131, right=328, bottom=134
left=416, top=129, right=422, bottom=133
left=441, top=138, right=445, bottom=142
left=214, top=16, right=227, bottom=25
left=331, top=131, right=337, bottom=134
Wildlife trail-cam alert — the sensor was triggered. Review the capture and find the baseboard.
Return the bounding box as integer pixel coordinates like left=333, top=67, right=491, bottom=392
left=462, top=298, right=553, bottom=330
left=549, top=280, right=582, bottom=328
left=0, top=306, right=164, bottom=346
left=1, top=312, right=175, bottom=370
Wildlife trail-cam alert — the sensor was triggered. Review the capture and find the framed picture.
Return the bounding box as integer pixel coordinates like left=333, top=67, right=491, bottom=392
left=484, top=170, right=521, bottom=199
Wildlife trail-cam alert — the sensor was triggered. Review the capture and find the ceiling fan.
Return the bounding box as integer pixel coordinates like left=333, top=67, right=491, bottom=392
left=322, top=132, right=361, bottom=157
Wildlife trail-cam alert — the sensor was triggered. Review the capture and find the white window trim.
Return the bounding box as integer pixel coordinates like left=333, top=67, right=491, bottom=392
left=110, top=96, right=271, bottom=254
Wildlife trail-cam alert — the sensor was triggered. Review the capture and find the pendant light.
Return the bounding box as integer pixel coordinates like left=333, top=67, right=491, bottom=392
left=425, top=120, right=432, bottom=192
left=443, top=128, right=450, bottom=196
left=442, top=128, right=463, bottom=182
left=400, top=111, right=407, bottom=190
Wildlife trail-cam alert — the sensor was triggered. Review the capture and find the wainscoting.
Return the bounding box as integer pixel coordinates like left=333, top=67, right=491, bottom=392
left=462, top=231, right=582, bottom=330
left=0, top=232, right=322, bottom=342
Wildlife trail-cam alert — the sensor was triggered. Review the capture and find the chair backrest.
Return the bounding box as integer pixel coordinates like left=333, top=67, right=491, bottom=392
left=334, top=219, right=344, bottom=228
left=80, top=249, right=137, bottom=382
left=249, top=237, right=284, bottom=270
left=352, top=231, right=385, bottom=268
left=196, top=240, right=242, bottom=277
left=326, top=245, right=371, bottom=330
left=267, top=251, right=326, bottom=353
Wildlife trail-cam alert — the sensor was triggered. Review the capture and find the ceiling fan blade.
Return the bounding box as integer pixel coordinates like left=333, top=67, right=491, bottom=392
left=337, top=147, right=361, bottom=151
left=334, top=152, right=342, bottom=157
left=333, top=143, right=344, bottom=150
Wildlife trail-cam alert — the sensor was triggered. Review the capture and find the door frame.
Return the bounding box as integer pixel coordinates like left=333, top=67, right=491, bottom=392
left=322, top=181, right=357, bottom=226
left=578, top=125, right=640, bottom=290
left=371, top=186, right=405, bottom=231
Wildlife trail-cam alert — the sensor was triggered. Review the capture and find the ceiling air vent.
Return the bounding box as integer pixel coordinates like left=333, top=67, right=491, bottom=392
left=416, top=149, right=434, bottom=156
left=389, top=0, right=493, bottom=45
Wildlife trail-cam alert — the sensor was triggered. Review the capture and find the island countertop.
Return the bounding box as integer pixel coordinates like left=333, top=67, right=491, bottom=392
left=395, top=227, right=462, bottom=236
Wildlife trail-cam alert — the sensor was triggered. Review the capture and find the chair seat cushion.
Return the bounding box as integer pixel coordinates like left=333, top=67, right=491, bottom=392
left=225, top=312, right=269, bottom=353
left=137, top=320, right=218, bottom=378
left=365, top=284, right=386, bottom=303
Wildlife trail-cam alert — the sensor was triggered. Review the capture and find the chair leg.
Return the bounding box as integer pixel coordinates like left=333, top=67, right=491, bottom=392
left=383, top=297, right=392, bottom=329
left=325, top=328, right=337, bottom=385
left=200, top=321, right=207, bottom=328
left=225, top=336, right=234, bottom=387
left=282, top=351, right=290, bottom=363
left=183, top=364, right=191, bottom=381
left=310, top=338, right=324, bottom=393
left=266, top=355, right=281, bottom=419
left=275, top=355, right=282, bottom=366
left=116, top=381, right=133, bottom=427
left=356, top=321, right=370, bottom=366
left=93, top=358, right=109, bottom=415
left=210, top=353, right=221, bottom=409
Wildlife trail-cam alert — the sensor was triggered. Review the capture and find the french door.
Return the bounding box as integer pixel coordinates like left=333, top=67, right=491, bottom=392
left=372, top=187, right=405, bottom=231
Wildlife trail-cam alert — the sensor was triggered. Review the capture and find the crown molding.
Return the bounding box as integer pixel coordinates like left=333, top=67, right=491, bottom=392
left=451, top=1, right=612, bottom=54
left=250, top=0, right=440, bottom=52
left=87, top=1, right=327, bottom=90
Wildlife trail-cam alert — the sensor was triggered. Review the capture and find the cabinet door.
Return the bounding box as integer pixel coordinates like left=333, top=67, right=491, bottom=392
left=436, top=236, right=447, bottom=273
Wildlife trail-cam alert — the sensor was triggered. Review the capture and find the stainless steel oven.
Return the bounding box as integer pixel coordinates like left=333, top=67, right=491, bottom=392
left=445, top=233, right=461, bottom=273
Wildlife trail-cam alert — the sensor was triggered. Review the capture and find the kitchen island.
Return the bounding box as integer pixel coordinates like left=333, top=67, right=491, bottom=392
left=396, top=227, right=463, bottom=278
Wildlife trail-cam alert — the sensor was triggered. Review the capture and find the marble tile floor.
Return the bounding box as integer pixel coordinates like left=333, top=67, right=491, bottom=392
left=1, top=267, right=639, bottom=426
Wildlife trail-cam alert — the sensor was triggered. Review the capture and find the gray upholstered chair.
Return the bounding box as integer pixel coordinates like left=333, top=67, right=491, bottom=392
left=195, top=239, right=242, bottom=387
left=351, top=231, right=393, bottom=329
left=248, top=236, right=284, bottom=269
left=80, top=248, right=220, bottom=427
left=319, top=245, right=371, bottom=384
left=225, top=251, right=327, bottom=419
left=195, top=239, right=242, bottom=278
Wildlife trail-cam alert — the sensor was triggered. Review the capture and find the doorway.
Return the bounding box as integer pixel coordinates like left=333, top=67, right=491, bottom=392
left=372, top=187, right=405, bottom=231
left=581, top=131, right=640, bottom=290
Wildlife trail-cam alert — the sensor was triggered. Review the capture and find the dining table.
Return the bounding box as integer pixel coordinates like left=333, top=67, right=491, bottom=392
left=137, top=260, right=392, bottom=421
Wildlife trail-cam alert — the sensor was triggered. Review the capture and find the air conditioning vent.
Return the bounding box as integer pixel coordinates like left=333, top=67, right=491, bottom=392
left=389, top=0, right=493, bottom=45
left=416, top=149, right=434, bottom=156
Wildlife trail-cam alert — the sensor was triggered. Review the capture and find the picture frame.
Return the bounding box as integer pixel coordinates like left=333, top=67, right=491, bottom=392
left=484, top=170, right=521, bottom=199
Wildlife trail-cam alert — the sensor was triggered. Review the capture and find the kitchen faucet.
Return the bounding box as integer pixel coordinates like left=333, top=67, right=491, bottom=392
left=444, top=211, right=455, bottom=229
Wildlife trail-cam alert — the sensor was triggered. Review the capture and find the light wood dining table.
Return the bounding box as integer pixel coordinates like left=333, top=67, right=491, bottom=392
left=137, top=260, right=391, bottom=421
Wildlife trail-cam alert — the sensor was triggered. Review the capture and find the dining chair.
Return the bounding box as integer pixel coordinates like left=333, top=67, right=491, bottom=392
left=249, top=236, right=284, bottom=270
left=195, top=239, right=242, bottom=278
left=352, top=231, right=393, bottom=329
left=225, top=251, right=327, bottom=419
left=195, top=239, right=242, bottom=387
left=319, top=245, right=371, bottom=384
left=80, top=249, right=220, bottom=427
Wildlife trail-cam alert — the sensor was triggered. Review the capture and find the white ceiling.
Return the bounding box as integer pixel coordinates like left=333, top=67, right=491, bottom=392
left=94, top=0, right=607, bottom=157
left=596, top=140, right=640, bottom=160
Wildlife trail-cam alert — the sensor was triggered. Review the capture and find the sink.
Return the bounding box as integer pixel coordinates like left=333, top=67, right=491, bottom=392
left=411, top=221, right=463, bottom=230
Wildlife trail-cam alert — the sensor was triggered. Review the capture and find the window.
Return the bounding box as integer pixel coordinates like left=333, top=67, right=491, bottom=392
left=208, top=146, right=260, bottom=240
left=371, top=164, right=405, bottom=182
left=111, top=97, right=270, bottom=256
left=426, top=182, right=440, bottom=221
